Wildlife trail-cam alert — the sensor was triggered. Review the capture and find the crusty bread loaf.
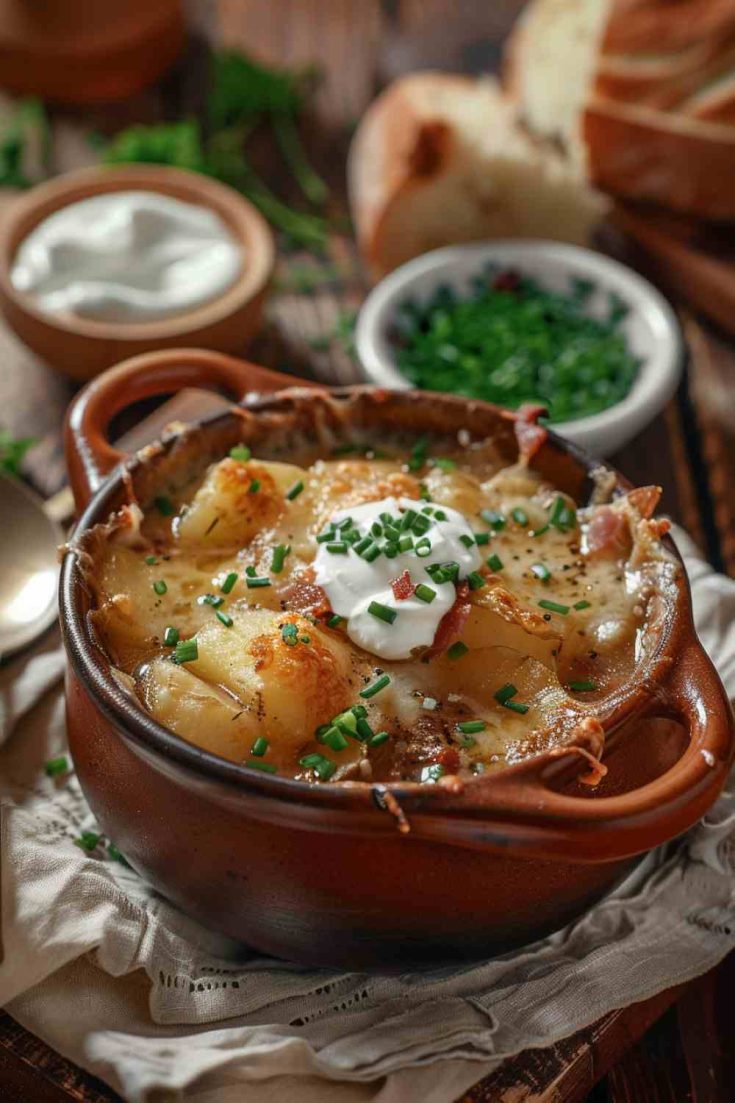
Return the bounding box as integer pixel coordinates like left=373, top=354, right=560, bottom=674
left=505, top=0, right=735, bottom=220
left=348, top=72, right=606, bottom=279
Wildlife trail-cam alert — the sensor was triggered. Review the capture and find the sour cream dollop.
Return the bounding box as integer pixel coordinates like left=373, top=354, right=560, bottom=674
left=11, top=191, right=243, bottom=323
left=314, top=497, right=482, bottom=660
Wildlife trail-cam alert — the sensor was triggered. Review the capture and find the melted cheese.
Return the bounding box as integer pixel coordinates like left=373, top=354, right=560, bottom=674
left=83, top=441, right=672, bottom=785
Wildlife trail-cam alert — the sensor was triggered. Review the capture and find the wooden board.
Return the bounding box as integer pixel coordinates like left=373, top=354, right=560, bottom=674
left=1, top=2, right=734, bottom=1101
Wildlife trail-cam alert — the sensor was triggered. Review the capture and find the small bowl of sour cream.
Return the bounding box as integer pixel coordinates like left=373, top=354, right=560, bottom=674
left=0, top=164, right=275, bottom=380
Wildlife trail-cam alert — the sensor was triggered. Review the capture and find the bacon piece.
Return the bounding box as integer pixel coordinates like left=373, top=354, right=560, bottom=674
left=627, top=485, right=662, bottom=520
left=585, top=506, right=630, bottom=559
left=436, top=747, right=461, bottom=773
left=511, top=403, right=549, bottom=463
left=427, top=582, right=471, bottom=657
left=391, top=570, right=415, bottom=602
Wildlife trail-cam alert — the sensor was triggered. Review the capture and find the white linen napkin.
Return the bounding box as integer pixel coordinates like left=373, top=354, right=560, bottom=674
left=1, top=527, right=734, bottom=1103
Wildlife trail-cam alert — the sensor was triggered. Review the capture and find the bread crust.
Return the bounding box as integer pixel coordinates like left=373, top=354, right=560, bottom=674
left=347, top=72, right=472, bottom=276
left=584, top=96, right=735, bottom=219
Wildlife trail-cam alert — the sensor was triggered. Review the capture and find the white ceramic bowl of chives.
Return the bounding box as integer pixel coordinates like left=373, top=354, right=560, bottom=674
left=354, top=241, right=683, bottom=457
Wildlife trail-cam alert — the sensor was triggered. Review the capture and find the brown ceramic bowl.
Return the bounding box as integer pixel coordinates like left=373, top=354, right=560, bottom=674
left=0, top=166, right=274, bottom=381
left=59, top=349, right=735, bottom=969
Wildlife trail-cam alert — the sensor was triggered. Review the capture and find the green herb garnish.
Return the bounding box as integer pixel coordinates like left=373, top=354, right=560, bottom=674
left=173, top=638, right=198, bottom=664
left=251, top=737, right=269, bottom=756
left=163, top=626, right=180, bottom=647
left=359, top=674, right=391, bottom=699
left=152, top=580, right=168, bottom=596
left=538, top=599, right=570, bottom=615
left=392, top=271, right=640, bottom=423
left=44, top=755, right=69, bottom=778
left=229, top=445, right=252, bottom=461
left=285, top=480, right=304, bottom=500
left=221, top=572, right=238, bottom=594
left=447, top=641, right=468, bottom=660
left=368, top=601, right=397, bottom=625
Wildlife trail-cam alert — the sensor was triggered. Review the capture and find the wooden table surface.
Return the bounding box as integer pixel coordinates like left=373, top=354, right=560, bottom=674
left=1, top=2, right=734, bottom=1101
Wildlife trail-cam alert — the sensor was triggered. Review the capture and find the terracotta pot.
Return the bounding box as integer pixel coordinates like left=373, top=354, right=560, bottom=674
left=59, top=349, right=735, bottom=968
left=0, top=1, right=184, bottom=103
left=0, top=166, right=275, bottom=381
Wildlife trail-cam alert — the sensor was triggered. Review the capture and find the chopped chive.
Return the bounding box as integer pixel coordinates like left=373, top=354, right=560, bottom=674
left=480, top=508, right=506, bottom=530
left=532, top=524, right=550, bottom=537
left=107, top=843, right=128, bottom=865
left=368, top=601, right=397, bottom=625
left=531, top=563, right=552, bottom=582
left=355, top=716, right=374, bottom=741
left=173, top=638, right=198, bottom=664
left=153, top=580, right=167, bottom=596
left=327, top=614, right=343, bottom=628
left=504, top=700, right=530, bottom=715
left=362, top=544, right=382, bottom=563
left=538, top=599, right=570, bottom=615
left=246, top=576, right=271, bottom=588
left=247, top=759, right=278, bottom=774
left=487, top=554, right=503, bottom=572
left=229, top=444, right=252, bottom=461
left=473, top=531, right=490, bottom=545
left=369, top=730, right=390, bottom=747
left=322, top=727, right=350, bottom=752
left=371, top=521, right=383, bottom=537
left=434, top=510, right=448, bottom=521
left=494, top=683, right=518, bottom=704
left=198, top=593, right=224, bottom=607
left=459, top=534, right=475, bottom=548
left=216, top=610, right=234, bottom=627
left=412, top=513, right=431, bottom=535
left=316, top=529, right=335, bottom=543
left=154, top=495, right=174, bottom=517
left=447, top=641, right=468, bottom=660
left=431, top=456, right=456, bottom=471
left=44, top=754, right=69, bottom=778
left=251, top=736, right=269, bottom=756
left=408, top=436, right=429, bottom=471
left=414, top=583, right=436, bottom=604
left=457, top=720, right=486, bottom=734
left=351, top=704, right=368, bottom=719
left=569, top=680, right=598, bottom=692
left=144, top=555, right=157, bottom=565
left=221, top=572, right=238, bottom=594
left=467, top=571, right=486, bottom=591
left=359, top=674, right=391, bottom=699
left=245, top=566, right=257, bottom=577
left=249, top=479, right=261, bottom=494
left=549, top=496, right=577, bottom=532
left=420, top=763, right=445, bottom=783
left=300, top=635, right=311, bottom=644
left=299, top=753, right=337, bottom=780
left=271, top=544, right=291, bottom=573
left=400, top=508, right=418, bottom=530
left=574, top=600, right=591, bottom=610
left=415, top=538, right=432, bottom=557
left=511, top=507, right=529, bottom=526
left=163, top=626, right=180, bottom=647
left=384, top=542, right=398, bottom=559
left=354, top=536, right=372, bottom=556
left=397, top=534, right=414, bottom=552
left=326, top=542, right=349, bottom=554
left=332, top=709, right=358, bottom=735
left=286, top=480, right=304, bottom=501
left=74, top=830, right=100, bottom=853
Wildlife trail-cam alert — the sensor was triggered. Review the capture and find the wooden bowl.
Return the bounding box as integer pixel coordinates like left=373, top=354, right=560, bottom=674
left=0, top=166, right=275, bottom=381
left=59, top=349, right=735, bottom=968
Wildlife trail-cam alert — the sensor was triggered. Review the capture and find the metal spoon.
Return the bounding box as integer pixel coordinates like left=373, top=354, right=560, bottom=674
left=0, top=474, right=66, bottom=660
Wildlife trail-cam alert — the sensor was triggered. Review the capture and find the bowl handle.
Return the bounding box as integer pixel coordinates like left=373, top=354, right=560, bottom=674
left=416, top=637, right=734, bottom=863
left=64, top=348, right=314, bottom=512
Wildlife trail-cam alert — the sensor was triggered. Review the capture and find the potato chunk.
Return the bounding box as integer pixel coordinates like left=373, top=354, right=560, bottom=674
left=141, top=658, right=259, bottom=762
left=175, top=458, right=306, bottom=548
left=183, top=608, right=357, bottom=759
